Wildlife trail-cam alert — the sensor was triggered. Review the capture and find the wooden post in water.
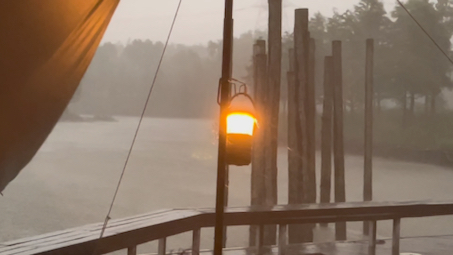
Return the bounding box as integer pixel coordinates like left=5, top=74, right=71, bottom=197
left=250, top=40, right=267, bottom=246
left=320, top=56, right=333, bottom=209
left=287, top=48, right=302, bottom=243
left=301, top=36, right=317, bottom=238
left=363, top=39, right=374, bottom=235
left=332, top=40, right=346, bottom=241
left=292, top=8, right=313, bottom=243
left=264, top=0, right=282, bottom=245
left=306, top=38, right=317, bottom=205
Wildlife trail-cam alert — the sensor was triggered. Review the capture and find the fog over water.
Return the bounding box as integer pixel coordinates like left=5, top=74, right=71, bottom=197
left=3, top=0, right=453, bottom=253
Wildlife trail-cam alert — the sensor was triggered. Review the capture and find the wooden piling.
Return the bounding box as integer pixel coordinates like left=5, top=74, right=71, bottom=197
left=250, top=40, right=267, bottom=246
left=306, top=37, right=317, bottom=205
left=363, top=39, right=374, bottom=235
left=264, top=0, right=282, bottom=245
left=320, top=56, right=333, bottom=208
left=287, top=49, right=298, bottom=207
left=332, top=40, right=346, bottom=241
left=287, top=48, right=304, bottom=244
left=292, top=8, right=313, bottom=243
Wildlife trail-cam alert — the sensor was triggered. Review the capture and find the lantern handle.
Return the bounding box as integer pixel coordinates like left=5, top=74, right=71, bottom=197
left=229, top=92, right=256, bottom=108
left=231, top=83, right=237, bottom=97
left=228, top=78, right=248, bottom=94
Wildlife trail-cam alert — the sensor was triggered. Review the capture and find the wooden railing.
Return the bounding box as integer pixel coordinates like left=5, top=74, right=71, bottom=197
left=2, top=201, right=453, bottom=255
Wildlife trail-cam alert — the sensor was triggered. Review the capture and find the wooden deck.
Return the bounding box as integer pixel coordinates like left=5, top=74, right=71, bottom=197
left=2, top=201, right=453, bottom=255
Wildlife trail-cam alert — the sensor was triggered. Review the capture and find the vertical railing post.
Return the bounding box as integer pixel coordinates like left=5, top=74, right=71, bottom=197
left=278, top=224, right=287, bottom=255
left=257, top=224, right=264, bottom=254
left=368, top=221, right=377, bottom=255
left=127, top=246, right=137, bottom=255
left=158, top=238, right=167, bottom=255
left=392, top=218, right=401, bottom=255
left=192, top=228, right=201, bottom=255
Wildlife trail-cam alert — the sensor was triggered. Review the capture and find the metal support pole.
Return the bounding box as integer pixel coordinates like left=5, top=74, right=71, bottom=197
left=214, top=1, right=233, bottom=255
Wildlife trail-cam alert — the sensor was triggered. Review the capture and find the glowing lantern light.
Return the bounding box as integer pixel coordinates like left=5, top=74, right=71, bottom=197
left=226, top=93, right=257, bottom=166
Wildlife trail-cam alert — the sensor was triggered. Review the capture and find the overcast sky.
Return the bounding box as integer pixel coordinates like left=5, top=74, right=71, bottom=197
left=102, top=0, right=397, bottom=45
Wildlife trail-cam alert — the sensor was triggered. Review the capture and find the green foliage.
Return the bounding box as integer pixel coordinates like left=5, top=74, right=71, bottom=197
left=304, top=0, right=453, bottom=115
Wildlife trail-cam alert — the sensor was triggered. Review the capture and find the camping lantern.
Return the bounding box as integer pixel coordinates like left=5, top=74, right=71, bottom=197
left=226, top=93, right=256, bottom=166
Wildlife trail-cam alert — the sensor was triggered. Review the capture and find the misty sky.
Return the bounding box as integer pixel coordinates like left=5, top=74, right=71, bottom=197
left=102, top=0, right=397, bottom=45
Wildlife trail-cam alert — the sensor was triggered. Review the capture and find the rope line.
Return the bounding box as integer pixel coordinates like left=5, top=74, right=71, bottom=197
left=92, top=0, right=183, bottom=253
left=396, top=0, right=453, bottom=65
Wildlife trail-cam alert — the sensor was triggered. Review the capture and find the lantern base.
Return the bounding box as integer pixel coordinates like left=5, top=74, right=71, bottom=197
left=226, top=133, right=252, bottom=166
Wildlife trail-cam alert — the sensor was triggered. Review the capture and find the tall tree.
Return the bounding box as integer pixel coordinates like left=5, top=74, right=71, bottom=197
left=391, top=0, right=452, bottom=117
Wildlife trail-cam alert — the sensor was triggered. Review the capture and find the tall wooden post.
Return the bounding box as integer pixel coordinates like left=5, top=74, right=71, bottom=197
left=250, top=40, right=267, bottom=246
left=320, top=56, right=333, bottom=207
left=363, top=39, right=374, bottom=235
left=263, top=0, right=282, bottom=245
left=292, top=8, right=313, bottom=243
left=287, top=48, right=303, bottom=243
left=306, top=38, right=317, bottom=205
left=332, top=41, right=346, bottom=241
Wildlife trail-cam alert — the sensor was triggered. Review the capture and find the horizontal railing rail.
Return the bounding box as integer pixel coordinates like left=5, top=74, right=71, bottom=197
left=1, top=200, right=453, bottom=255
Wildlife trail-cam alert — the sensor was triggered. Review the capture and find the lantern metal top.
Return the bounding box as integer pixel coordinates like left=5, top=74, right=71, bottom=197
left=228, top=92, right=256, bottom=117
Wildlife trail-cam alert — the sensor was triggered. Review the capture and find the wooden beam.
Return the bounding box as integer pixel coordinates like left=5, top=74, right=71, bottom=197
left=332, top=40, right=347, bottom=241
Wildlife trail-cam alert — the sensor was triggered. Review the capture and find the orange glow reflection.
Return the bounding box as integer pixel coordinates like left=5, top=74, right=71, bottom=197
left=227, top=113, right=255, bottom=136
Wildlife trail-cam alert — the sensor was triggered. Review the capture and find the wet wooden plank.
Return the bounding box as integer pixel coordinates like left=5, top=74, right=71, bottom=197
left=211, top=200, right=453, bottom=226
left=0, top=208, right=174, bottom=247
left=0, top=210, right=180, bottom=253
left=0, top=209, right=202, bottom=255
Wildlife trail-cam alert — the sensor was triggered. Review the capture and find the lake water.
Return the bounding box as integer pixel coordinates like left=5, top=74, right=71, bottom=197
left=1, top=117, right=453, bottom=252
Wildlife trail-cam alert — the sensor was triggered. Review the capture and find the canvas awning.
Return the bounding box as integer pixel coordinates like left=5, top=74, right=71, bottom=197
left=0, top=0, right=120, bottom=192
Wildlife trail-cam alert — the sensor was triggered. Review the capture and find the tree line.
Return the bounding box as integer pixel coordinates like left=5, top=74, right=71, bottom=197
left=71, top=0, right=453, bottom=123
left=304, top=0, right=453, bottom=123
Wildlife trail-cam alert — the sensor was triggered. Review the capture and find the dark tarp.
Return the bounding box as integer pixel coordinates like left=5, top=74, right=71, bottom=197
left=0, top=0, right=120, bottom=192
